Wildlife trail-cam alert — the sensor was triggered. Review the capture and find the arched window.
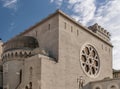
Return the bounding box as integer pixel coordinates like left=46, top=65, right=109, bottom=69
left=11, top=52, right=14, bottom=58
left=20, top=52, right=23, bottom=57
left=15, top=52, right=18, bottom=57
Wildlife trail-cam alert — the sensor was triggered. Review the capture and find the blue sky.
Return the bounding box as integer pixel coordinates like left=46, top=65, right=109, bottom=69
left=0, top=0, right=120, bottom=69
left=0, top=0, right=57, bottom=41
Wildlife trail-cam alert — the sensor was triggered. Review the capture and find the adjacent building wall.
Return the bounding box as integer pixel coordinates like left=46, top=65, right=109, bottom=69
left=113, top=70, right=120, bottom=78
left=90, top=78, right=120, bottom=89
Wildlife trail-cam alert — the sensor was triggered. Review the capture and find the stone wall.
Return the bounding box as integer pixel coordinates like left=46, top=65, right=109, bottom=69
left=58, top=12, right=113, bottom=88
left=90, top=78, right=120, bottom=89
left=22, top=13, right=59, bottom=60
left=1, top=10, right=114, bottom=89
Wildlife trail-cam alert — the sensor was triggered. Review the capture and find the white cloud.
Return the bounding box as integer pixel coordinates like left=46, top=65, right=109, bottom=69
left=50, top=0, right=63, bottom=7
left=51, top=0, right=120, bottom=69
left=93, top=0, right=120, bottom=70
left=50, top=0, right=54, bottom=3
left=8, top=22, right=16, bottom=32
left=1, top=0, right=18, bottom=10
left=68, top=0, right=96, bottom=25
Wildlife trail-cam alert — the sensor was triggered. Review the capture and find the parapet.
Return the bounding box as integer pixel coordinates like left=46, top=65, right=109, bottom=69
left=88, top=23, right=111, bottom=41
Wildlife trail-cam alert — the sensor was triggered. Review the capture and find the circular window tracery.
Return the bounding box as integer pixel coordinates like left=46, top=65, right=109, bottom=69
left=80, top=44, right=100, bottom=77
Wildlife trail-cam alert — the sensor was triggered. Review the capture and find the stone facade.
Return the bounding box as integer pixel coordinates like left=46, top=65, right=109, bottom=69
left=0, top=10, right=120, bottom=89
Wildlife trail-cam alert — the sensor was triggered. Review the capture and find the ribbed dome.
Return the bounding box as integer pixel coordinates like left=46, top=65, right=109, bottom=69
left=3, top=36, right=39, bottom=52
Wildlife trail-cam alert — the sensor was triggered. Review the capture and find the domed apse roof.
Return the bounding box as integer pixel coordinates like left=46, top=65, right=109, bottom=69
left=3, top=36, right=39, bottom=52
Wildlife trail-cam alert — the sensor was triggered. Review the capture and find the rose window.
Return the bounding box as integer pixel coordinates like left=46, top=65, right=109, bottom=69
left=80, top=45, right=100, bottom=77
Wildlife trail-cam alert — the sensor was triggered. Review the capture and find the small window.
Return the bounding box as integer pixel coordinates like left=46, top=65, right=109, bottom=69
left=105, top=47, right=107, bottom=51
left=35, top=31, right=38, bottom=37
left=71, top=26, right=73, bottom=32
left=64, top=22, right=67, bottom=29
left=77, top=29, right=79, bottom=36
left=29, top=67, right=33, bottom=80
left=109, top=48, right=110, bottom=53
left=20, top=69, right=22, bottom=83
left=102, top=44, right=103, bottom=49
left=30, top=67, right=33, bottom=74
left=48, top=24, right=50, bottom=30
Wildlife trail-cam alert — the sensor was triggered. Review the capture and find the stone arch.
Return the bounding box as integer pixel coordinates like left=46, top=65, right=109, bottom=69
left=19, top=51, right=23, bottom=57
left=15, top=52, right=18, bottom=57
left=107, top=83, right=119, bottom=89
left=24, top=52, right=28, bottom=58
left=4, top=54, right=7, bottom=59
left=11, top=52, right=14, bottom=58
left=7, top=53, right=10, bottom=58
left=93, top=84, right=102, bottom=89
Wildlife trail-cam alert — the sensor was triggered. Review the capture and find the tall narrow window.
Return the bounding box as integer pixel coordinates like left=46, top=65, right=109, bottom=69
left=29, top=82, right=32, bottom=89
left=102, top=44, right=103, bottom=50
left=48, top=24, right=50, bottom=30
left=29, top=67, right=33, bottom=80
left=20, top=69, right=22, bottom=83
left=64, top=22, right=67, bottom=29
left=105, top=47, right=107, bottom=51
left=77, top=29, right=79, bottom=36
left=71, top=26, right=73, bottom=32
left=35, top=31, right=38, bottom=37
left=109, top=48, right=110, bottom=54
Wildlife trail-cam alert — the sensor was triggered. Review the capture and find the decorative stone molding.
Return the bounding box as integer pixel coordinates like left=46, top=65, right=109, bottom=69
left=2, top=49, right=32, bottom=62
left=88, top=23, right=111, bottom=38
